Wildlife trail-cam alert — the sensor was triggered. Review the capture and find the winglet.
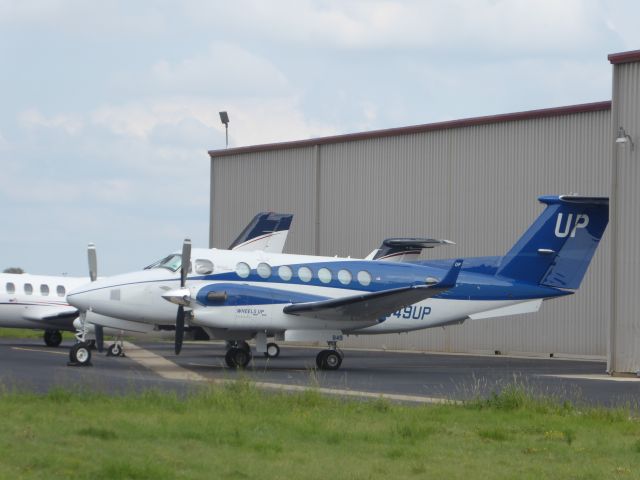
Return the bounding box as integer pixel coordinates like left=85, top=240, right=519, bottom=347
left=437, top=259, right=463, bottom=288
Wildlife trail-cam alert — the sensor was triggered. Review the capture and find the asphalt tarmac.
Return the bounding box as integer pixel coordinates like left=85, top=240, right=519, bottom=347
left=1, top=338, right=639, bottom=407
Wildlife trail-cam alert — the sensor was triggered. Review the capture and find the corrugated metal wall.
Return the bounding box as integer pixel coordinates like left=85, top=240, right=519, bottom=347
left=211, top=147, right=318, bottom=255
left=610, top=61, right=640, bottom=373
left=211, top=109, right=612, bottom=357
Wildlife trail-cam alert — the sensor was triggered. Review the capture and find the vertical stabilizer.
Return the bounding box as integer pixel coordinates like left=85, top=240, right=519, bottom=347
left=228, top=212, right=293, bottom=253
left=496, top=195, right=608, bottom=289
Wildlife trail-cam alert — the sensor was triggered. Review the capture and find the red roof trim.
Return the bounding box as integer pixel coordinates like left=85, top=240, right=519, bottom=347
left=209, top=101, right=611, bottom=158
left=608, top=49, right=640, bottom=65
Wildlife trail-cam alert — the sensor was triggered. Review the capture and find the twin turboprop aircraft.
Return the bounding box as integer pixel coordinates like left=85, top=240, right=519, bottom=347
left=67, top=195, right=609, bottom=370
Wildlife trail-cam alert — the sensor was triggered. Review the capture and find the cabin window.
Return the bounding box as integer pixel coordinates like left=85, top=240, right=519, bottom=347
left=298, top=266, right=312, bottom=283
left=56, top=285, right=66, bottom=297
left=278, top=265, right=292, bottom=281
left=337, top=269, right=352, bottom=285
left=24, top=283, right=33, bottom=295
left=357, top=270, right=372, bottom=287
left=40, top=284, right=50, bottom=296
left=317, top=268, right=332, bottom=284
left=6, top=282, right=15, bottom=294
left=195, top=259, right=214, bottom=275
left=236, top=262, right=251, bottom=278
left=257, top=263, right=272, bottom=279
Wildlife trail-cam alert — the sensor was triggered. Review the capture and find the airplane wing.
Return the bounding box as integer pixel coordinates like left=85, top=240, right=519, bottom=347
left=21, top=305, right=78, bottom=321
left=283, top=259, right=463, bottom=321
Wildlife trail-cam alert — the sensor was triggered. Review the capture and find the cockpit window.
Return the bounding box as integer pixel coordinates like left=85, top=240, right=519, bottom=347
left=144, top=254, right=183, bottom=272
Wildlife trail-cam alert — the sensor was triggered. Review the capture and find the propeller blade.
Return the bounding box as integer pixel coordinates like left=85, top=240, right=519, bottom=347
left=95, top=324, right=104, bottom=352
left=175, top=305, right=185, bottom=355
left=88, top=243, right=97, bottom=282
left=180, top=239, right=191, bottom=288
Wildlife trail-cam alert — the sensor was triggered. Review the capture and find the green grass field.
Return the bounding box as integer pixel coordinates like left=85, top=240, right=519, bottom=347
left=0, top=382, right=638, bottom=479
left=0, top=328, right=48, bottom=340
left=0, top=328, right=76, bottom=341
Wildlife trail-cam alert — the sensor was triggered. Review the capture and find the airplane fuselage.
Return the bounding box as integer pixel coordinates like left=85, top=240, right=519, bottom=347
left=67, top=248, right=570, bottom=336
left=0, top=273, right=87, bottom=330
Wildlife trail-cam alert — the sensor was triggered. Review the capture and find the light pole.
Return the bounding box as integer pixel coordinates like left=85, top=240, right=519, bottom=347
left=219, top=111, right=229, bottom=148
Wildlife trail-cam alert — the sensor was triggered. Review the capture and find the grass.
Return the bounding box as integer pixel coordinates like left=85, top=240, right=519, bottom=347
left=0, top=328, right=75, bottom=341
left=0, top=381, right=638, bottom=479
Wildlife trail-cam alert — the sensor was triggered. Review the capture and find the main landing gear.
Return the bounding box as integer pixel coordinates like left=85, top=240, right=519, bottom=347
left=264, top=342, right=280, bottom=358
left=223, top=339, right=281, bottom=368
left=43, top=329, right=62, bottom=347
left=225, top=347, right=252, bottom=368
left=224, top=340, right=252, bottom=368
left=315, top=342, right=343, bottom=370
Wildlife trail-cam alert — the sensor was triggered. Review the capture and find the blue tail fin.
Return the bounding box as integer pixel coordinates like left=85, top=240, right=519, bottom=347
left=496, top=195, right=608, bottom=289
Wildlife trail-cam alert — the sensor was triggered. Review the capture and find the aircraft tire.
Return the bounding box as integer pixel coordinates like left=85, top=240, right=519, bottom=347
left=225, top=347, right=251, bottom=368
left=69, top=342, right=92, bottom=366
left=44, top=329, right=62, bottom=347
left=237, top=340, right=251, bottom=353
left=317, top=350, right=342, bottom=370
left=264, top=343, right=280, bottom=358
left=315, top=350, right=328, bottom=369
left=107, top=343, right=123, bottom=357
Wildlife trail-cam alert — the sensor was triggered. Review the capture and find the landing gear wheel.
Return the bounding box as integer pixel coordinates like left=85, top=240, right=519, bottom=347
left=44, top=329, right=62, bottom=347
left=107, top=343, right=123, bottom=357
left=237, top=340, right=251, bottom=353
left=315, top=350, right=328, bottom=369
left=68, top=342, right=92, bottom=366
left=316, top=349, right=342, bottom=370
left=264, top=342, right=280, bottom=358
left=225, top=347, right=252, bottom=368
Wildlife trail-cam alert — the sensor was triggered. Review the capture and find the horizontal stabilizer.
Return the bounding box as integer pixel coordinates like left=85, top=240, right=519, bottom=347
left=468, top=299, right=543, bottom=320
left=372, top=237, right=455, bottom=262
left=283, top=259, right=462, bottom=321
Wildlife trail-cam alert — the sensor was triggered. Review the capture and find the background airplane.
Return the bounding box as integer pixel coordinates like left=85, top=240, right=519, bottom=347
left=0, top=212, right=293, bottom=355
left=66, top=195, right=609, bottom=370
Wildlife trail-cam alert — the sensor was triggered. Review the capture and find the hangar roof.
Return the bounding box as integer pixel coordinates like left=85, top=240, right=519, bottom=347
left=608, top=49, right=640, bottom=65
left=208, top=101, right=611, bottom=158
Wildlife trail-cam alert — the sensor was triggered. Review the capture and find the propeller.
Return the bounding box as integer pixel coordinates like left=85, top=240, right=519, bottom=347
left=87, top=243, right=104, bottom=352
left=174, top=239, right=191, bottom=355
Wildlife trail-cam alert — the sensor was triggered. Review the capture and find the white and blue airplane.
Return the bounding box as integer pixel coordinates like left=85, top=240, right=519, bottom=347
left=0, top=212, right=293, bottom=355
left=67, top=195, right=608, bottom=370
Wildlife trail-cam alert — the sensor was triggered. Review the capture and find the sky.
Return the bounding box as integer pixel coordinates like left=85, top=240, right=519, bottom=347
left=1, top=0, right=639, bottom=276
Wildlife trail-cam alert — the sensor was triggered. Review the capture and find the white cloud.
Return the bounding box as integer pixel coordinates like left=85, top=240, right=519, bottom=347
left=184, top=0, right=607, bottom=53
left=89, top=96, right=337, bottom=147
left=150, top=42, right=290, bottom=96
left=18, top=108, right=84, bottom=135
left=0, top=0, right=167, bottom=35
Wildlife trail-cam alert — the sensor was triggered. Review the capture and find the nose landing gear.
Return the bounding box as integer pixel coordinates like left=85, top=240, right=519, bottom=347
left=68, top=312, right=93, bottom=367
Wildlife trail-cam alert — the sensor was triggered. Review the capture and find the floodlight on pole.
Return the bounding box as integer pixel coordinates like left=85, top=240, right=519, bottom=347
left=219, top=111, right=230, bottom=148
left=616, top=126, right=634, bottom=152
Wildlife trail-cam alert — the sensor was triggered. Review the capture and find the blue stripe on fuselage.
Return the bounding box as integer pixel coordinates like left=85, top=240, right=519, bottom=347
left=197, top=259, right=570, bottom=302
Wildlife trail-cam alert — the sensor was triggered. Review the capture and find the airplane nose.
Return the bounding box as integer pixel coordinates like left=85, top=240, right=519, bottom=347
left=67, top=282, right=96, bottom=311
